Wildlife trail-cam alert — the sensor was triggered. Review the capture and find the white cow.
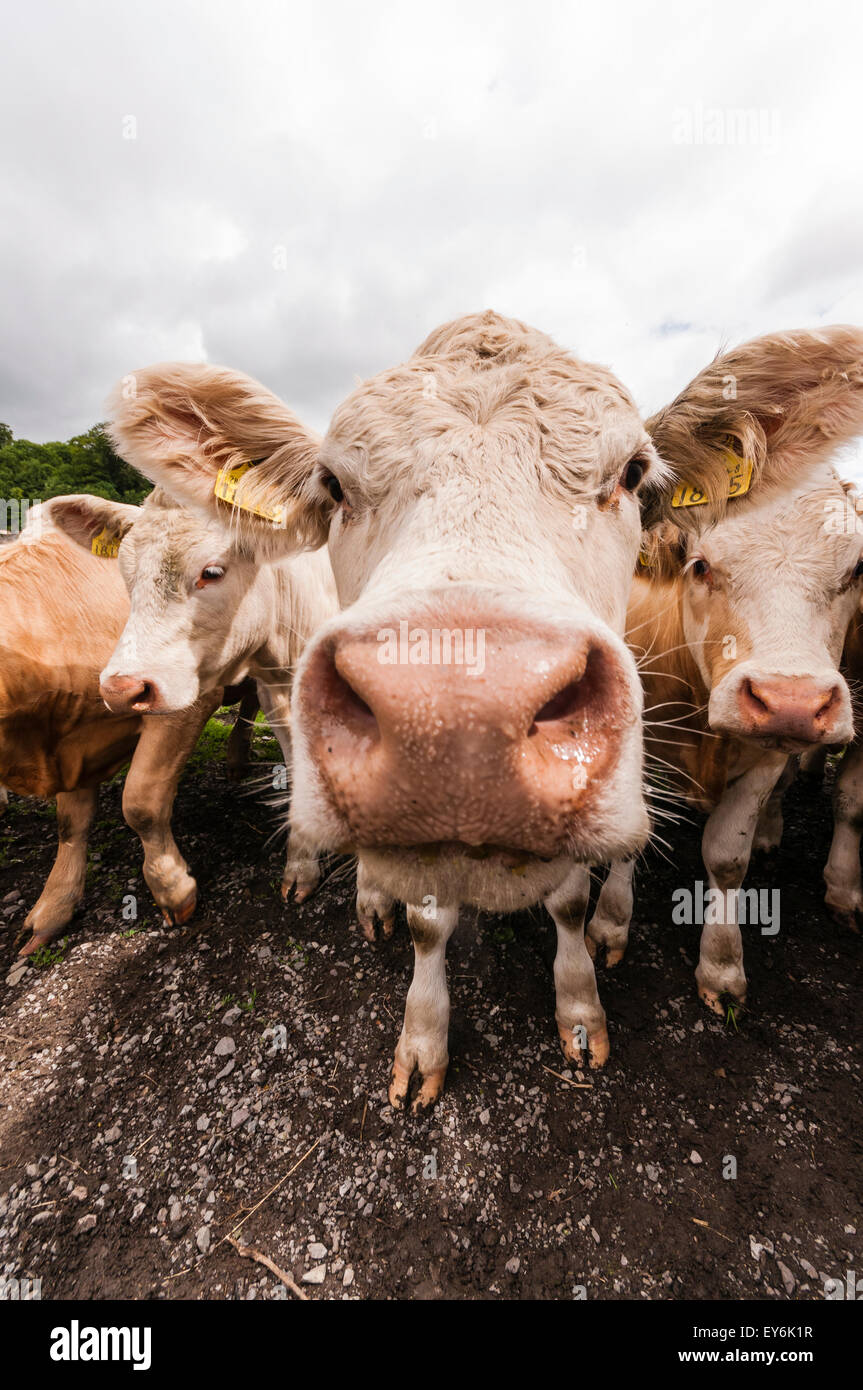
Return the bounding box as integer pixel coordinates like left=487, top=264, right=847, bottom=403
left=100, top=312, right=673, bottom=1111
left=584, top=327, right=863, bottom=1012
left=46, top=488, right=340, bottom=905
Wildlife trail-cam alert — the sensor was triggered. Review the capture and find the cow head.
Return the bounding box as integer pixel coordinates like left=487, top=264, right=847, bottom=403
left=641, top=326, right=863, bottom=750
left=101, top=312, right=670, bottom=909
left=43, top=489, right=292, bottom=713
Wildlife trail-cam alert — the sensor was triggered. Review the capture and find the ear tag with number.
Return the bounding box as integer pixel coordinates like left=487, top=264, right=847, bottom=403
left=91, top=527, right=122, bottom=558
left=671, top=451, right=754, bottom=509
left=214, top=461, right=287, bottom=527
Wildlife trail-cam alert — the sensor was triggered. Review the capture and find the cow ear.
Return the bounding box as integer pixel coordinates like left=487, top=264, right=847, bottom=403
left=41, top=494, right=140, bottom=553
left=635, top=520, right=687, bottom=581
left=106, top=364, right=331, bottom=556
left=647, top=326, right=863, bottom=527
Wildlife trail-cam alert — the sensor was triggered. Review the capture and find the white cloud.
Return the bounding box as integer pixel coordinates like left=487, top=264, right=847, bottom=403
left=1, top=0, right=861, bottom=478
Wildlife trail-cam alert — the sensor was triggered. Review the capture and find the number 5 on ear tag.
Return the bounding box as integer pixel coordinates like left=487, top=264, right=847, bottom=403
left=671, top=452, right=753, bottom=508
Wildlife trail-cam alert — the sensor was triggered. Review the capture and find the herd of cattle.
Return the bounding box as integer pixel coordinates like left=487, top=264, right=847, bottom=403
left=3, top=311, right=863, bottom=1114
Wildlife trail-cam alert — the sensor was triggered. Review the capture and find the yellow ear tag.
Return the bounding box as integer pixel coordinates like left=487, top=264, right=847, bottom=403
left=638, top=549, right=650, bottom=568
left=671, top=452, right=754, bottom=509
left=91, top=527, right=122, bottom=558
left=214, top=462, right=287, bottom=527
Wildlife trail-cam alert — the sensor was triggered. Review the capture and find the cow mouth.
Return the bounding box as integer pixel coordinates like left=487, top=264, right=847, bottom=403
left=396, top=842, right=554, bottom=870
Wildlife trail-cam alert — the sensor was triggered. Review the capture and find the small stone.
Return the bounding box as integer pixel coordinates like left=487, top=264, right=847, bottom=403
left=505, top=1257, right=520, bottom=1274
left=76, top=1214, right=97, bottom=1234
left=6, top=964, right=28, bottom=987
left=196, top=1115, right=210, bottom=1131
left=196, top=1226, right=211, bottom=1254
left=689, top=1150, right=702, bottom=1165
left=70, top=1185, right=88, bottom=1202
left=104, top=1125, right=122, bottom=1143
left=479, top=1109, right=490, bottom=1125
left=342, top=1267, right=354, bottom=1287
left=231, top=1107, right=250, bottom=1129
left=169, top=1201, right=183, bottom=1223
left=303, top=1264, right=326, bottom=1284
left=776, top=1260, right=796, bottom=1295
left=222, top=1007, right=242, bottom=1026
left=215, top=1037, right=236, bottom=1056
left=308, top=1242, right=327, bottom=1260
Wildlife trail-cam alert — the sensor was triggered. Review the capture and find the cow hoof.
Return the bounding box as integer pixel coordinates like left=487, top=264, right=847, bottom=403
left=17, top=930, right=60, bottom=958
left=698, top=983, right=747, bottom=1019
left=825, top=904, right=861, bottom=935
left=558, top=1022, right=609, bottom=1069
left=162, top=889, right=197, bottom=926
left=357, top=907, right=395, bottom=943
left=388, top=1059, right=447, bottom=1114
left=283, top=878, right=318, bottom=905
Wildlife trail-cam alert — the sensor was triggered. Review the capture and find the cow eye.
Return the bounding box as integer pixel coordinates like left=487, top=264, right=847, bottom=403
left=690, top=557, right=712, bottom=581
left=620, top=457, right=647, bottom=492
left=854, top=558, right=863, bottom=580
left=323, top=473, right=344, bottom=504
left=198, top=565, right=225, bottom=585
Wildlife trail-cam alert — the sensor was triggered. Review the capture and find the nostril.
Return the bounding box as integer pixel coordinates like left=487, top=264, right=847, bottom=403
left=131, top=682, right=154, bottom=709
left=326, top=660, right=379, bottom=736
left=815, top=685, right=840, bottom=725
left=533, top=680, right=584, bottom=724
left=742, top=679, right=770, bottom=715
left=531, top=648, right=606, bottom=731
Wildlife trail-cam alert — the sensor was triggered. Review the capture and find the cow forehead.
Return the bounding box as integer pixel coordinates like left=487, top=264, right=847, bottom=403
left=696, top=476, right=861, bottom=581
left=123, top=510, right=238, bottom=590
left=323, top=348, right=645, bottom=495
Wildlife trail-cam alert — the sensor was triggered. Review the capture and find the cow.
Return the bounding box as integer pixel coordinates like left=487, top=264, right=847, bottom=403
left=99, top=310, right=676, bottom=1111
left=0, top=508, right=256, bottom=957
left=45, top=487, right=340, bottom=906
left=583, top=327, right=863, bottom=1013
left=819, top=607, right=863, bottom=930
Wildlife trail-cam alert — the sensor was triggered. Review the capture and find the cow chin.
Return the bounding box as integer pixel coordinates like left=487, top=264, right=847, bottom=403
left=289, top=727, right=650, bottom=912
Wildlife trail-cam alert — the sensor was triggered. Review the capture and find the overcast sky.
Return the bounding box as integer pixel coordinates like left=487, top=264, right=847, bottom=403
left=2, top=0, right=862, bottom=477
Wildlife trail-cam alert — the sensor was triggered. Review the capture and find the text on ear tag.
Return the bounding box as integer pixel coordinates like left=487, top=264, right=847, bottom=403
left=671, top=451, right=754, bottom=509
left=214, top=461, right=288, bottom=527
left=91, top=527, right=122, bottom=558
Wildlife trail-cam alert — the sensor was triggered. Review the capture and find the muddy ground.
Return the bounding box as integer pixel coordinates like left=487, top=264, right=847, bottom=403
left=0, top=721, right=860, bottom=1302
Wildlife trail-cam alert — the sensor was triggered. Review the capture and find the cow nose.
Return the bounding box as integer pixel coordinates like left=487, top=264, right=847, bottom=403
left=297, top=611, right=636, bottom=855
left=737, top=675, right=844, bottom=743
left=100, top=673, right=160, bottom=714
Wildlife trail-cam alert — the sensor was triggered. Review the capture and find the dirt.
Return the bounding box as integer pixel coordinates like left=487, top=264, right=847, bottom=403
left=0, top=736, right=860, bottom=1302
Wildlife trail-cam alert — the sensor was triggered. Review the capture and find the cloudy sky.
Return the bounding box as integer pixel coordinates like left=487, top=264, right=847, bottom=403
left=2, top=0, right=862, bottom=475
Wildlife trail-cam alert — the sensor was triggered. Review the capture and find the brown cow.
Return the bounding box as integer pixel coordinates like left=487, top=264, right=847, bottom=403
left=0, top=509, right=256, bottom=956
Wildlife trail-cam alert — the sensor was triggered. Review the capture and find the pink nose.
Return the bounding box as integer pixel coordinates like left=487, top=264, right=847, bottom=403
left=297, top=610, right=635, bottom=856
left=100, top=674, right=160, bottom=714
left=737, top=675, right=844, bottom=743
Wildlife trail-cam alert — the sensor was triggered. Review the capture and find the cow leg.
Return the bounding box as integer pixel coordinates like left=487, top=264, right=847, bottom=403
left=123, top=695, right=220, bottom=924
left=225, top=682, right=259, bottom=782
left=18, top=786, right=99, bottom=956
left=355, top=854, right=396, bottom=942
left=545, top=864, right=609, bottom=1069
left=799, top=743, right=829, bottom=789
left=585, top=859, right=635, bottom=967
left=697, top=753, right=788, bottom=1014
left=823, top=741, right=863, bottom=931
left=389, top=901, right=459, bottom=1114
left=256, top=680, right=321, bottom=903
left=752, top=758, right=795, bottom=854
